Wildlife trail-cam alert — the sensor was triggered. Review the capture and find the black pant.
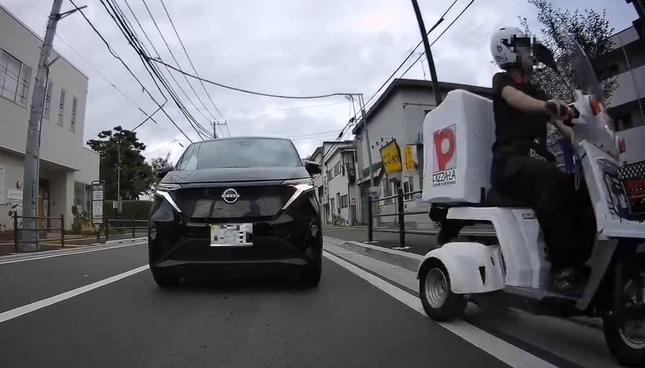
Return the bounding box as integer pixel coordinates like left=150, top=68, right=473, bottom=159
left=491, top=154, right=594, bottom=270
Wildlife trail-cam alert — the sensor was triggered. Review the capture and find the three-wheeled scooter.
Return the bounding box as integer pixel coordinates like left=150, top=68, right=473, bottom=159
left=417, top=32, right=645, bottom=366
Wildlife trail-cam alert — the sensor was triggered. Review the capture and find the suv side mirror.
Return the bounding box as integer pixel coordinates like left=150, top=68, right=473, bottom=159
left=303, top=160, right=321, bottom=176
left=157, top=165, right=174, bottom=179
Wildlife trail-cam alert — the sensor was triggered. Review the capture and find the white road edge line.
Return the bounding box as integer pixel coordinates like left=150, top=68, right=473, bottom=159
left=0, top=242, right=147, bottom=265
left=0, top=265, right=149, bottom=324
left=322, top=250, right=557, bottom=368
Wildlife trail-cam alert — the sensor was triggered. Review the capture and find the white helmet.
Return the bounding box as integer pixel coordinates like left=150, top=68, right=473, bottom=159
left=490, top=26, right=534, bottom=70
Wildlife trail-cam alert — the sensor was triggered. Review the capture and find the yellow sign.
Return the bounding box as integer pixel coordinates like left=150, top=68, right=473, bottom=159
left=380, top=140, right=402, bottom=176
left=403, top=145, right=415, bottom=174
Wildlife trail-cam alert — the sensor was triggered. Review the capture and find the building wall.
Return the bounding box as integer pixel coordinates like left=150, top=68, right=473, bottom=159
left=0, top=6, right=92, bottom=170
left=325, top=150, right=350, bottom=224
left=0, top=6, right=99, bottom=231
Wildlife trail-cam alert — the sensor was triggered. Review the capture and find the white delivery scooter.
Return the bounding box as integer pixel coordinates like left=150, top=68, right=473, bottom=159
left=417, top=33, right=645, bottom=367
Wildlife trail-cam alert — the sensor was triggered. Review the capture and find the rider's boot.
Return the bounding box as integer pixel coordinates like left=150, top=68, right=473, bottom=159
left=552, top=266, right=589, bottom=297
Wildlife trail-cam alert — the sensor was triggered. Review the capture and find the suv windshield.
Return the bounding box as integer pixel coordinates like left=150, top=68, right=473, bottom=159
left=177, top=138, right=303, bottom=170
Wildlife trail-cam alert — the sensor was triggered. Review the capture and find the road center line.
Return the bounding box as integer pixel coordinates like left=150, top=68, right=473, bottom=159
left=0, top=241, right=147, bottom=265
left=0, top=265, right=149, bottom=324
left=322, top=250, right=557, bottom=368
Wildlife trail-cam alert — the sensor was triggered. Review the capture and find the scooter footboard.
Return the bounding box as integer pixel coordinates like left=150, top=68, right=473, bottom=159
left=418, top=242, right=505, bottom=294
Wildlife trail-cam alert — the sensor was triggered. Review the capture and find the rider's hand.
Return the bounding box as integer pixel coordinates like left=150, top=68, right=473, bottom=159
left=545, top=100, right=572, bottom=118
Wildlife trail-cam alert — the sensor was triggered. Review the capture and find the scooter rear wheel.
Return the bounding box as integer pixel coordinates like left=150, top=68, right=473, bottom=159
left=420, top=262, right=467, bottom=321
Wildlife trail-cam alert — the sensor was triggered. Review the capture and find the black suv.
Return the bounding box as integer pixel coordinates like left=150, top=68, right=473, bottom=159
left=149, top=137, right=323, bottom=287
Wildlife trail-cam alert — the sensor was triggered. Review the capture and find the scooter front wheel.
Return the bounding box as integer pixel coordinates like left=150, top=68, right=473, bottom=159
left=603, top=266, right=645, bottom=367
left=419, top=262, right=467, bottom=321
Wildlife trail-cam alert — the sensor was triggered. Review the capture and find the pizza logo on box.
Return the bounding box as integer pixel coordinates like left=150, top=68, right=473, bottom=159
left=432, top=124, right=457, bottom=187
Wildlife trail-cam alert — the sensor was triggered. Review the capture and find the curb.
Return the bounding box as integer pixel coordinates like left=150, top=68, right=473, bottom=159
left=102, top=237, right=147, bottom=246
left=324, top=235, right=603, bottom=331
left=325, top=235, right=423, bottom=273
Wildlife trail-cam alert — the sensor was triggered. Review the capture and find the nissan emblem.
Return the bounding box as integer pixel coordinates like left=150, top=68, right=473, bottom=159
left=221, top=188, right=240, bottom=204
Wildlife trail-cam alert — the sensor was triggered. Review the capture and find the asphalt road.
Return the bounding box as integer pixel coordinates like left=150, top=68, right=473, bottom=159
left=0, top=241, right=509, bottom=368
left=0, top=239, right=622, bottom=368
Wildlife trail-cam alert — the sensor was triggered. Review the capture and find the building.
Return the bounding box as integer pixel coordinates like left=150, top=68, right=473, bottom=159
left=351, top=79, right=493, bottom=225
left=307, top=140, right=356, bottom=225
left=598, top=2, right=645, bottom=164
left=0, top=5, right=99, bottom=232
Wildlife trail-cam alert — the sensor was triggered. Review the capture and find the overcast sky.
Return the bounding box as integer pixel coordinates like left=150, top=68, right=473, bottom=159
left=2, top=0, right=638, bottom=163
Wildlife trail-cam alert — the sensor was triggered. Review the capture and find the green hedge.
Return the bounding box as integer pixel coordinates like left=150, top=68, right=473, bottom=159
left=103, top=200, right=154, bottom=220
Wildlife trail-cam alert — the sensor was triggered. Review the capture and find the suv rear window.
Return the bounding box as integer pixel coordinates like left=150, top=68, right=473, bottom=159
left=177, top=138, right=302, bottom=170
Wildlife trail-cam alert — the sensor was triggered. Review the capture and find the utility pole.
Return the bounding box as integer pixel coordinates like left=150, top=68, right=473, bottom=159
left=410, top=0, right=442, bottom=106
left=357, top=94, right=375, bottom=188
left=212, top=122, right=217, bottom=139
left=116, top=138, right=121, bottom=218
left=21, top=0, right=64, bottom=252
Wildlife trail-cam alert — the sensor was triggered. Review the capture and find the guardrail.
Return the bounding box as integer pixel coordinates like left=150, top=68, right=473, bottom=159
left=105, top=218, right=148, bottom=242
left=13, top=214, right=65, bottom=252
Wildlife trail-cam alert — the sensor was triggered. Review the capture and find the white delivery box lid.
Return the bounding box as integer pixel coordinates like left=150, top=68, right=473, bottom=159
left=422, top=89, right=495, bottom=204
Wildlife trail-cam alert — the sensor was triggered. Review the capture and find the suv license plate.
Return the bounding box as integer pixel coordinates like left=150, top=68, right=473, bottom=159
left=210, top=223, right=253, bottom=247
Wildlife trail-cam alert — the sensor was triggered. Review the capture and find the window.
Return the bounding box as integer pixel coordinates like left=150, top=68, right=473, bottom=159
left=403, top=178, right=415, bottom=200
left=614, top=114, right=635, bottom=131
left=70, top=96, right=77, bottom=131
left=334, top=162, right=341, bottom=175
left=178, top=138, right=302, bottom=170
left=0, top=50, right=32, bottom=106
left=175, top=144, right=198, bottom=171
left=58, top=89, right=66, bottom=126
left=341, top=194, right=348, bottom=208
left=43, top=80, right=53, bottom=119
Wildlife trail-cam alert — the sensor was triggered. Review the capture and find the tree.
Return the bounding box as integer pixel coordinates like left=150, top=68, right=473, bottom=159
left=87, top=126, right=155, bottom=200
left=149, top=152, right=172, bottom=189
left=519, top=0, right=619, bottom=159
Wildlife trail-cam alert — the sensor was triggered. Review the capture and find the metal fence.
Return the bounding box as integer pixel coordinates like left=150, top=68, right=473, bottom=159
left=105, top=218, right=149, bottom=242
left=367, top=189, right=437, bottom=246
left=13, top=214, right=65, bottom=252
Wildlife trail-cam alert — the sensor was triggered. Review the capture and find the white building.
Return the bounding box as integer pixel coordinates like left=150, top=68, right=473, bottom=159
left=597, top=4, right=645, bottom=164
left=307, top=140, right=356, bottom=225
left=0, top=5, right=99, bottom=232
left=351, top=79, right=493, bottom=226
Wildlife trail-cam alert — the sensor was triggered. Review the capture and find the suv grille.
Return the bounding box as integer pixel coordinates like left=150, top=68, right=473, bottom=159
left=170, top=185, right=295, bottom=220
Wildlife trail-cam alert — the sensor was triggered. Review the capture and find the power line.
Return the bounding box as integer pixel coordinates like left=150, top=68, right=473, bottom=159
left=318, top=0, right=463, bottom=164
left=359, top=0, right=460, bottom=110
left=158, top=0, right=228, bottom=127
left=55, top=34, right=161, bottom=129
left=98, top=0, right=211, bottom=140
left=69, top=0, right=194, bottom=143
left=149, top=58, right=360, bottom=100
left=229, top=100, right=347, bottom=112
left=139, top=0, right=220, bottom=125
left=116, top=0, right=212, bottom=139
left=401, top=0, right=476, bottom=77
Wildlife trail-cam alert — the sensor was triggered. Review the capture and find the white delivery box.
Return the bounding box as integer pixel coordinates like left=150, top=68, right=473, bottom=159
left=422, top=89, right=496, bottom=204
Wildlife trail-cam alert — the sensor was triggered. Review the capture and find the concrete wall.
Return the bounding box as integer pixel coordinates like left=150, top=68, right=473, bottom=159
left=611, top=64, right=645, bottom=108
left=0, top=6, right=91, bottom=170
left=0, top=6, right=98, bottom=231
left=618, top=125, right=645, bottom=164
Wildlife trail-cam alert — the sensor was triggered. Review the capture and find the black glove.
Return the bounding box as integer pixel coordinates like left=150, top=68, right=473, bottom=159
left=545, top=100, right=572, bottom=118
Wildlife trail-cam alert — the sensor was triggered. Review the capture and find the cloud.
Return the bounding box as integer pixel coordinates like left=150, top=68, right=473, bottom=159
left=1, top=0, right=638, bottom=164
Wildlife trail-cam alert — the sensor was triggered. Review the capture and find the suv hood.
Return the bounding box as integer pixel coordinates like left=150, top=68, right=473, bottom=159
left=162, top=166, right=310, bottom=184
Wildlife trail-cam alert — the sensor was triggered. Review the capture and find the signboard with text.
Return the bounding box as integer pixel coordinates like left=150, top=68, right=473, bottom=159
left=91, top=180, right=104, bottom=225
left=379, top=140, right=402, bottom=177
left=403, top=145, right=415, bottom=177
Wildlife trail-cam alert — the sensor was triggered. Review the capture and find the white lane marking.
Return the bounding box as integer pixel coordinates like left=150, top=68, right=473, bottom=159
left=0, top=265, right=149, bottom=324
left=322, top=250, right=557, bottom=368
left=0, top=242, right=147, bottom=265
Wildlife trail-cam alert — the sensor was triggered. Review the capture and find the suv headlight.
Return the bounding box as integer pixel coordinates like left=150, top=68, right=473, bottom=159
left=154, top=183, right=183, bottom=213
left=282, top=178, right=314, bottom=210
